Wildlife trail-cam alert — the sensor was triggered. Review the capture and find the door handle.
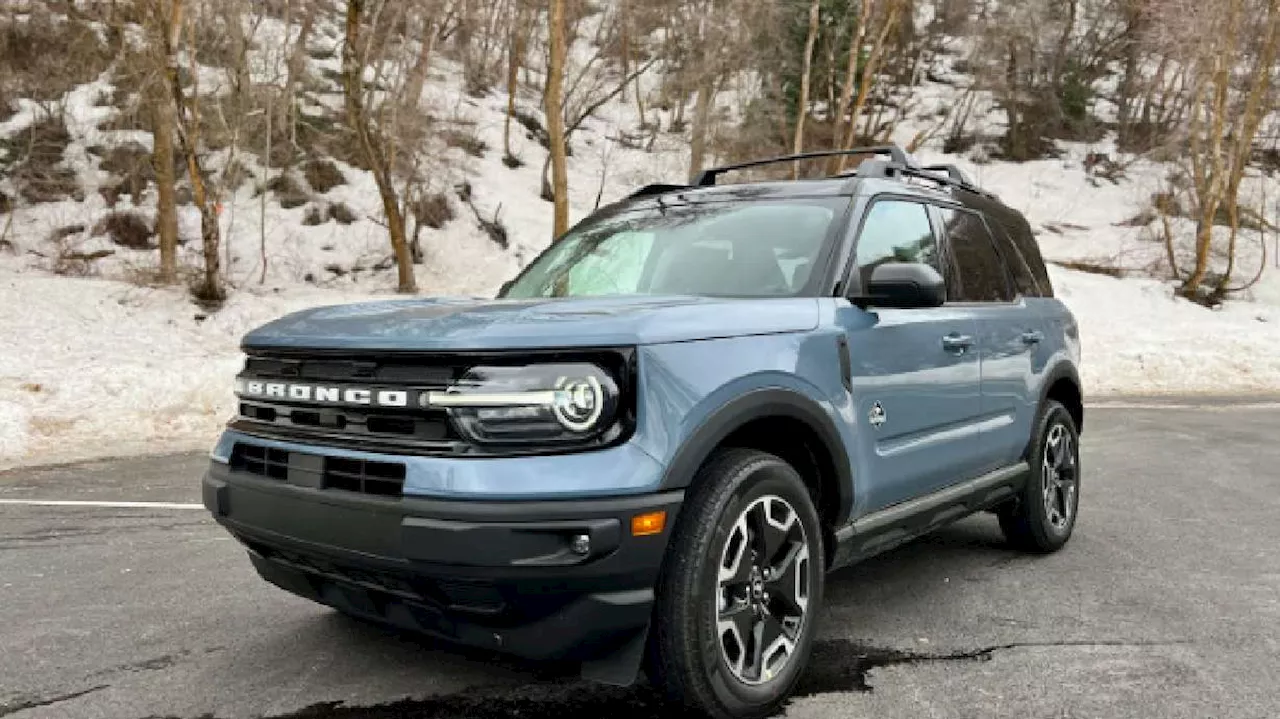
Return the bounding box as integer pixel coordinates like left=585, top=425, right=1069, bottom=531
left=1021, top=330, right=1044, bottom=345
left=941, top=334, right=974, bottom=354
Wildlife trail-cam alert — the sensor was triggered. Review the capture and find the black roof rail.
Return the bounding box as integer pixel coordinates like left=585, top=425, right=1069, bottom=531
left=853, top=157, right=996, bottom=199
left=627, top=183, right=694, bottom=199
left=694, top=145, right=913, bottom=186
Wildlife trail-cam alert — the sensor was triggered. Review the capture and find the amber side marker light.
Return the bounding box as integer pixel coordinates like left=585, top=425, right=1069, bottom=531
left=631, top=510, right=667, bottom=536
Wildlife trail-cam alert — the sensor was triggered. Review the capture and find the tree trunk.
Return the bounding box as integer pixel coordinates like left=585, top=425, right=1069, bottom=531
left=150, top=80, right=179, bottom=284
left=404, top=9, right=439, bottom=113
left=285, top=0, right=315, bottom=150
left=343, top=0, right=416, bottom=292
left=546, top=0, right=570, bottom=238
left=158, top=0, right=223, bottom=302
left=504, top=1, right=529, bottom=160
left=839, top=0, right=903, bottom=170
left=829, top=0, right=872, bottom=174
left=687, top=75, right=715, bottom=183
left=791, top=0, right=822, bottom=180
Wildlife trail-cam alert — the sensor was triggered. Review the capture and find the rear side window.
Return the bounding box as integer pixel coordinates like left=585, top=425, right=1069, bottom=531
left=985, top=221, right=1041, bottom=297
left=851, top=199, right=941, bottom=291
left=993, top=212, right=1053, bottom=297
left=937, top=207, right=1015, bottom=303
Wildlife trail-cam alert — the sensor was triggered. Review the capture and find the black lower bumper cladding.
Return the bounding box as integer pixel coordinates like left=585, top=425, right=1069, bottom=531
left=202, top=461, right=682, bottom=663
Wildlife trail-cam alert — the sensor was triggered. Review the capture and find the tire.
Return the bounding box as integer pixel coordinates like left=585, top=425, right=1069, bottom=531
left=646, top=449, right=825, bottom=719
left=999, top=399, right=1081, bottom=553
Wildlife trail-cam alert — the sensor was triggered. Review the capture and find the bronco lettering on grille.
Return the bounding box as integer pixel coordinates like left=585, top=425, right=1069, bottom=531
left=236, top=379, right=410, bottom=408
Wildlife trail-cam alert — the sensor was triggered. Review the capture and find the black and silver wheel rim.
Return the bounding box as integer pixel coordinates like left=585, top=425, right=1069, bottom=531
left=715, top=494, right=810, bottom=686
left=1041, top=423, right=1078, bottom=531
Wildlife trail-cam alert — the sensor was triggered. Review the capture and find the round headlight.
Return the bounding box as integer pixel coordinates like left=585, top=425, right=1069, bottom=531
left=425, top=362, right=620, bottom=445
left=553, top=375, right=605, bottom=432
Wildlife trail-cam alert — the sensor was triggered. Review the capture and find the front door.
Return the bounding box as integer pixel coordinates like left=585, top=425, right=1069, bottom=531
left=837, top=198, right=989, bottom=515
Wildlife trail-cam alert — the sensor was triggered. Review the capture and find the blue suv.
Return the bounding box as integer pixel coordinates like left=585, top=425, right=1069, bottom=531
left=203, top=145, right=1083, bottom=718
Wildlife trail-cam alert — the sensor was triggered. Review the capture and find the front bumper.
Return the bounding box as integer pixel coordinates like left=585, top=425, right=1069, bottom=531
left=203, top=460, right=682, bottom=663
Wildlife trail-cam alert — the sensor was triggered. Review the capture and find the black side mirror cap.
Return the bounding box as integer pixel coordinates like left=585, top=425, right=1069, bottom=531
left=853, top=262, right=947, bottom=309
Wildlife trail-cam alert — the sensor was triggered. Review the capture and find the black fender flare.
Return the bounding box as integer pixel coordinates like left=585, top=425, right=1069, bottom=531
left=1031, top=361, right=1084, bottom=453
left=657, top=387, right=855, bottom=527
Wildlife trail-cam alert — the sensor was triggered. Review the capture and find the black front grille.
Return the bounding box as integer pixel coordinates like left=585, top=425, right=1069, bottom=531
left=233, top=351, right=467, bottom=452
left=230, top=443, right=406, bottom=497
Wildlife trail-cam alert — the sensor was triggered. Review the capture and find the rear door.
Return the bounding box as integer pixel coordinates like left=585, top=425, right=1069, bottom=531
left=932, top=204, right=1046, bottom=470
left=836, top=197, right=989, bottom=514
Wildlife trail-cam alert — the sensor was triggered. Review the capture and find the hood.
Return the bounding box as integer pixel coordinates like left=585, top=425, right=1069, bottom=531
left=241, top=295, right=820, bottom=351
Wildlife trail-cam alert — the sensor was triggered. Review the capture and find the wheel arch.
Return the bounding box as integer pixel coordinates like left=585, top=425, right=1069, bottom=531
left=1038, top=362, right=1084, bottom=437
left=658, top=388, right=854, bottom=565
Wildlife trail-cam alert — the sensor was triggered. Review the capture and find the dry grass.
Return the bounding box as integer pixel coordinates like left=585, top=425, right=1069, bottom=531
left=0, top=10, right=113, bottom=119
left=8, top=114, right=83, bottom=204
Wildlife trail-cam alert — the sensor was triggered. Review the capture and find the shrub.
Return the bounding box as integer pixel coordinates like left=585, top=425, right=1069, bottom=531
left=412, top=193, right=454, bottom=229
left=10, top=115, right=82, bottom=204
left=99, top=142, right=155, bottom=205
left=93, top=211, right=154, bottom=250
left=266, top=173, right=310, bottom=209
left=0, top=11, right=112, bottom=108
left=304, top=158, right=346, bottom=193
left=302, top=205, right=326, bottom=226
left=442, top=128, right=488, bottom=158
left=328, top=202, right=357, bottom=225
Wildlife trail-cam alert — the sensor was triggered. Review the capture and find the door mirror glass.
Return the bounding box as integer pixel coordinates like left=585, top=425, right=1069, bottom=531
left=859, top=262, right=947, bottom=309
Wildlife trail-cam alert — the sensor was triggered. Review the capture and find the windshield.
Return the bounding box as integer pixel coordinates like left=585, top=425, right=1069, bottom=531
left=501, top=198, right=845, bottom=299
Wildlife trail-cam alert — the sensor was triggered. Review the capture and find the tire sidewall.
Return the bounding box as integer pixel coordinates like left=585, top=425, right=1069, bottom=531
left=1028, top=401, right=1081, bottom=546
left=693, top=458, right=825, bottom=715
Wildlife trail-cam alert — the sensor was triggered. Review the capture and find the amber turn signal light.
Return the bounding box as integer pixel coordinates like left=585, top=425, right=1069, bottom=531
left=631, top=510, right=667, bottom=536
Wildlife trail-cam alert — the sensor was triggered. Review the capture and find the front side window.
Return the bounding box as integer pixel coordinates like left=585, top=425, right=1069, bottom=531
left=501, top=198, right=844, bottom=299
left=851, top=199, right=941, bottom=291
left=937, top=207, right=1015, bottom=303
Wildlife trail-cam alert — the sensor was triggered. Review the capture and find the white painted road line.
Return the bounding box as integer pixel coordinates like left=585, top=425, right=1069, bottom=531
left=0, top=499, right=204, bottom=510
left=1087, top=401, right=1280, bottom=411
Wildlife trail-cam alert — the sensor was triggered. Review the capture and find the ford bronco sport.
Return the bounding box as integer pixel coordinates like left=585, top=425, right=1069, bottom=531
left=203, top=144, right=1083, bottom=718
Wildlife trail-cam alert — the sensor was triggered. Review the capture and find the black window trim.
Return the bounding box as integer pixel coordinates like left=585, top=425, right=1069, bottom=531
left=926, top=200, right=1023, bottom=307
left=837, top=192, right=947, bottom=300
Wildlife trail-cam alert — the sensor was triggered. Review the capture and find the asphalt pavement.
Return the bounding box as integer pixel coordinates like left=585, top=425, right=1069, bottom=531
left=2, top=402, right=1278, bottom=719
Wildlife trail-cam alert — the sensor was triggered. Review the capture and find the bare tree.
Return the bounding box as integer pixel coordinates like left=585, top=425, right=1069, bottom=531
left=342, top=0, right=416, bottom=292
left=546, top=0, right=569, bottom=238
left=791, top=0, right=822, bottom=179
left=1152, top=0, right=1280, bottom=301
left=149, top=0, right=223, bottom=302
left=150, top=80, right=179, bottom=283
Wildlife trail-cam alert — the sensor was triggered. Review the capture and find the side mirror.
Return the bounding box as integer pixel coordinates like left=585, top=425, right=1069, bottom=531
left=854, top=262, right=947, bottom=309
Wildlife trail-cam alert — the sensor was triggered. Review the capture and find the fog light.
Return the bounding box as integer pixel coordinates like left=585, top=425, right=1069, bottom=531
left=631, top=511, right=667, bottom=537
left=570, top=534, right=591, bottom=555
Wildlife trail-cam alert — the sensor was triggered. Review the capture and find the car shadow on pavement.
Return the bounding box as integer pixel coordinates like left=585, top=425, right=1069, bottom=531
left=188, top=518, right=1029, bottom=719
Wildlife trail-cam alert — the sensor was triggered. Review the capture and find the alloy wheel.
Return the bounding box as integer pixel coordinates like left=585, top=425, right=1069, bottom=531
left=1041, top=423, right=1077, bottom=531
left=715, top=494, right=811, bottom=686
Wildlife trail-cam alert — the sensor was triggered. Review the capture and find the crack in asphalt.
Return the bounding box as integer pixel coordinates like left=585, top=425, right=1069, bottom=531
left=136, top=638, right=1187, bottom=719
left=0, top=685, right=109, bottom=717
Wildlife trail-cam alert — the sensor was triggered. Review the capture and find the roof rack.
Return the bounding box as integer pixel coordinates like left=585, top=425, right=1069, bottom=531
left=852, top=156, right=996, bottom=199
left=626, top=143, right=998, bottom=201
left=693, top=146, right=913, bottom=187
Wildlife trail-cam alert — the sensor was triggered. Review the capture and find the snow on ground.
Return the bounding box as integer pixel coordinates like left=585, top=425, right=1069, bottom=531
left=2, top=21, right=1280, bottom=469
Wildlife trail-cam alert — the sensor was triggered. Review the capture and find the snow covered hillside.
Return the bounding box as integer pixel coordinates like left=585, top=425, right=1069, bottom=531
left=2, top=6, right=1279, bottom=470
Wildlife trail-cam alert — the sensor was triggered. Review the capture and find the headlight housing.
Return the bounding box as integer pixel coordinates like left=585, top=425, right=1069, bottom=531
left=425, top=362, right=625, bottom=447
